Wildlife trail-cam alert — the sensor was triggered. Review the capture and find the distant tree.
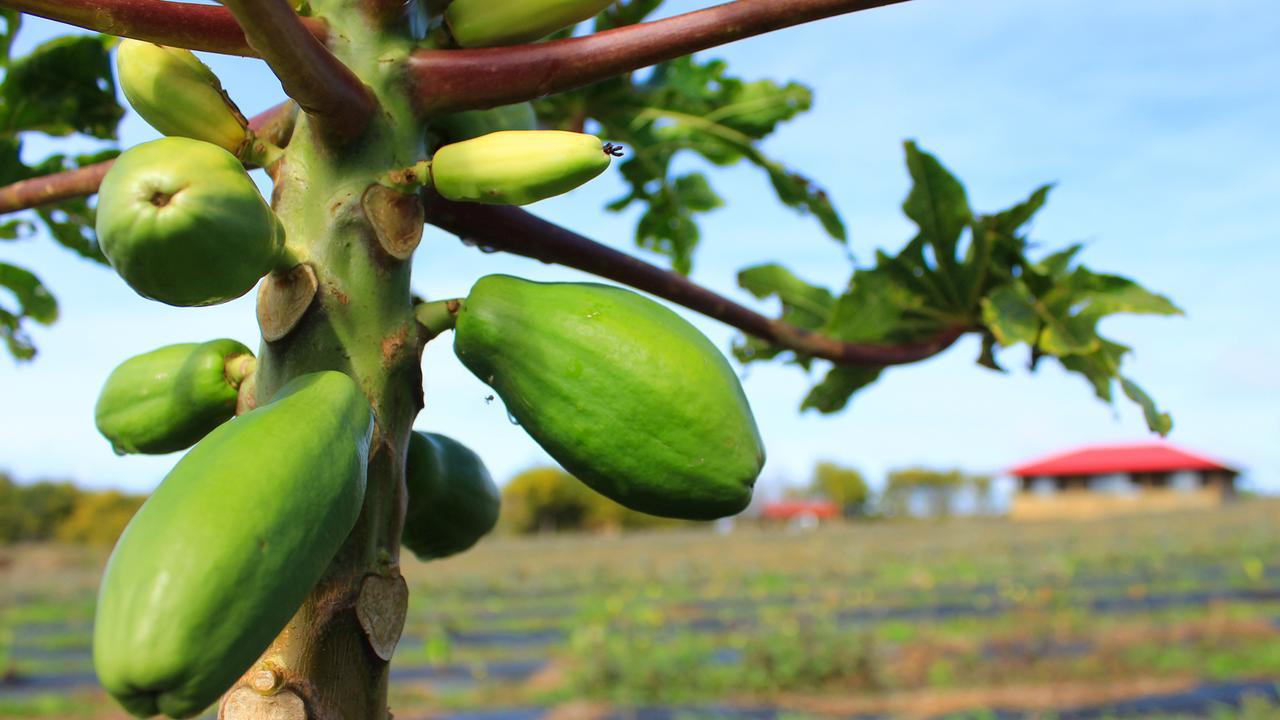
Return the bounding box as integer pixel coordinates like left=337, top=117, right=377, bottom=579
left=809, top=462, right=870, bottom=517
left=0, top=473, right=22, bottom=543
left=881, top=468, right=991, bottom=519
left=501, top=466, right=682, bottom=534
left=56, top=490, right=145, bottom=547
left=502, top=467, right=595, bottom=534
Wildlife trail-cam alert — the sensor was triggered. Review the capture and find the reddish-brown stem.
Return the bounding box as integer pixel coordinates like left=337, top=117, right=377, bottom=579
left=0, top=101, right=297, bottom=215
left=221, top=0, right=375, bottom=145
left=0, top=0, right=327, bottom=56
left=0, top=163, right=109, bottom=214
left=407, top=0, right=909, bottom=115
left=422, top=195, right=964, bottom=366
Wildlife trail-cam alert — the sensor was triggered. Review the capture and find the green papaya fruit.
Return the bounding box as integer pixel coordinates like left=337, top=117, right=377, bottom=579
left=94, top=339, right=254, bottom=455
left=402, top=431, right=500, bottom=560
left=453, top=275, right=764, bottom=520
left=430, top=130, right=611, bottom=205
left=96, top=137, right=284, bottom=307
left=116, top=40, right=249, bottom=156
left=445, top=0, right=615, bottom=47
left=93, top=371, right=372, bottom=719
left=434, top=102, right=538, bottom=143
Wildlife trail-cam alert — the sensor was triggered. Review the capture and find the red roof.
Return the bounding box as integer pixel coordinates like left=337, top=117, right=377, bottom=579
left=761, top=500, right=839, bottom=520
left=1009, top=443, right=1237, bottom=478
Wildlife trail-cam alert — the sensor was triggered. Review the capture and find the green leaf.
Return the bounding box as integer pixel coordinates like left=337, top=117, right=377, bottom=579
left=825, top=269, right=936, bottom=344
left=0, top=261, right=57, bottom=361
left=738, top=263, right=834, bottom=329
left=0, top=261, right=56, bottom=323
left=36, top=198, right=106, bottom=264
left=1074, top=269, right=1183, bottom=319
left=0, top=218, right=33, bottom=239
left=1120, top=376, right=1173, bottom=436
left=594, top=0, right=662, bottom=30
left=540, top=53, right=837, bottom=271
left=976, top=332, right=1004, bottom=372
left=989, top=184, right=1053, bottom=236
left=1059, top=339, right=1129, bottom=402
left=980, top=281, right=1039, bottom=347
left=801, top=364, right=884, bottom=413
left=0, top=11, right=21, bottom=68
left=0, top=34, right=122, bottom=138
left=734, top=263, right=834, bottom=367
left=901, top=140, right=971, bottom=297
left=0, top=307, right=34, bottom=360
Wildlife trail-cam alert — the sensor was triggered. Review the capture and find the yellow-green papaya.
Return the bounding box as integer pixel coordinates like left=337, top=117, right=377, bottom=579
left=445, top=0, right=615, bottom=47
left=96, top=137, right=284, bottom=307
left=94, top=339, right=254, bottom=455
left=402, top=431, right=500, bottom=560
left=453, top=275, right=764, bottom=520
left=116, top=40, right=249, bottom=156
left=430, top=130, right=611, bottom=205
left=93, top=371, right=372, bottom=719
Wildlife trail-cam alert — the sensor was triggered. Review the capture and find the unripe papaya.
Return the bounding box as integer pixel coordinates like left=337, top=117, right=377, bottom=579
left=96, top=137, right=284, bottom=307
left=402, top=431, right=500, bottom=560
left=94, top=339, right=254, bottom=455
left=93, top=372, right=373, bottom=719
left=445, top=0, right=615, bottom=47
left=116, top=40, right=249, bottom=156
left=431, top=130, right=611, bottom=205
left=454, top=275, right=764, bottom=520
left=434, top=102, right=538, bottom=143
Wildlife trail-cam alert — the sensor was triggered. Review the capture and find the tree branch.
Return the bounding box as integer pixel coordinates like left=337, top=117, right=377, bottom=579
left=422, top=195, right=964, bottom=366
left=0, top=0, right=327, bottom=56
left=221, top=0, right=375, bottom=144
left=408, top=0, right=909, bottom=115
left=0, top=101, right=297, bottom=215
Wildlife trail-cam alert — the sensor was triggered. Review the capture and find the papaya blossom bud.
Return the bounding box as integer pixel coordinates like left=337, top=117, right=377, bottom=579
left=430, top=130, right=613, bottom=205
left=116, top=39, right=250, bottom=156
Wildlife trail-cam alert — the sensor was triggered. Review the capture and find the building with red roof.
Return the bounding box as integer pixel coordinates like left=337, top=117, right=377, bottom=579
left=1007, top=442, right=1239, bottom=521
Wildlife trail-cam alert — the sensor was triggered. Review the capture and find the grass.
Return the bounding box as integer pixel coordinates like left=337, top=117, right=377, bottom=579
left=2, top=500, right=1279, bottom=718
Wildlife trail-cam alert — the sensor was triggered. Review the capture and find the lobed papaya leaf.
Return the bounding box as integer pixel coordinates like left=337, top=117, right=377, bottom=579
left=0, top=34, right=121, bottom=139
left=735, top=142, right=1178, bottom=432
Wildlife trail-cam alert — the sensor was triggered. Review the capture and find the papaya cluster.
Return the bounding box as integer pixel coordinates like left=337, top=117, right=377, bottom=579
left=91, top=3, right=767, bottom=716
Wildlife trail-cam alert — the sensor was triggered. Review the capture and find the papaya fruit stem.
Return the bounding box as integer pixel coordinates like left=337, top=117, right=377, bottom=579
left=380, top=160, right=432, bottom=193
left=414, top=298, right=460, bottom=341
left=224, top=354, right=258, bottom=390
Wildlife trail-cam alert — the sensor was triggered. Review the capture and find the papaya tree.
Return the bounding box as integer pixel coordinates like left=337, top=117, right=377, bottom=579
left=0, top=0, right=1181, bottom=717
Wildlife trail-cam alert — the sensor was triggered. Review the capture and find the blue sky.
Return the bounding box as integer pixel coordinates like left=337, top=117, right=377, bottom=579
left=2, top=0, right=1277, bottom=499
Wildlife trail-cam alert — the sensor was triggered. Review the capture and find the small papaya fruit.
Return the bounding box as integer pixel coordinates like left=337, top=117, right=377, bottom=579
left=433, top=102, right=538, bottom=143
left=453, top=275, right=764, bottom=520
left=445, top=0, right=615, bottom=47
left=96, top=137, right=284, bottom=307
left=116, top=39, right=250, bottom=156
left=430, top=130, right=611, bottom=205
left=402, top=431, right=500, bottom=560
left=94, top=339, right=254, bottom=455
left=93, top=371, right=372, bottom=719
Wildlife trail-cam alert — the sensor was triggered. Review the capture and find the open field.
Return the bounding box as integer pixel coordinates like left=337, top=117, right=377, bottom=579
left=3, top=500, right=1280, bottom=719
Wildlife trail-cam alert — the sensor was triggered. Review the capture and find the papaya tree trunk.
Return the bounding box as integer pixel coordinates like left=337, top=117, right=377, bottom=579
left=218, top=4, right=427, bottom=718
